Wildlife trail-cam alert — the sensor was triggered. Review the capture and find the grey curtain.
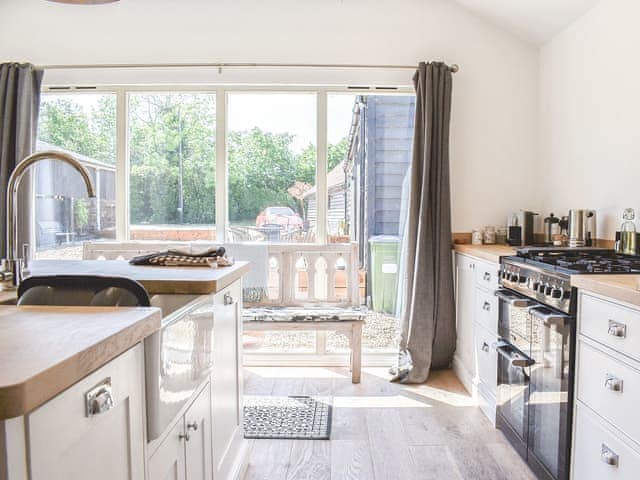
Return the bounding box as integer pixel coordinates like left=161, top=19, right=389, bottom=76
left=0, top=62, right=44, bottom=256
left=391, top=61, right=455, bottom=384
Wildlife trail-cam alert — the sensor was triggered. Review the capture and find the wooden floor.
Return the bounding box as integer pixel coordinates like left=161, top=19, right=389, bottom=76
left=243, top=366, right=536, bottom=480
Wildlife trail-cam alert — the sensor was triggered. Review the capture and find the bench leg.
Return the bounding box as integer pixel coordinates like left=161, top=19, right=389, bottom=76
left=350, top=323, right=362, bottom=384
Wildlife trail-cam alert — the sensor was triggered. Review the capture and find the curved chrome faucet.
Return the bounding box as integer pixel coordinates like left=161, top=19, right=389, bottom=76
left=1, top=150, right=96, bottom=288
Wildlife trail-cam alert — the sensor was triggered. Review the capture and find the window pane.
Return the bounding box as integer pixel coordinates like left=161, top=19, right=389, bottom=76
left=128, top=93, right=216, bottom=241
left=35, top=93, right=116, bottom=259
left=227, top=93, right=316, bottom=243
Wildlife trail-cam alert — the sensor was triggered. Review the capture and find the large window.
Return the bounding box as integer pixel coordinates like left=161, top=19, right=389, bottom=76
left=227, top=93, right=316, bottom=243
left=35, top=93, right=116, bottom=259
left=128, top=93, right=216, bottom=241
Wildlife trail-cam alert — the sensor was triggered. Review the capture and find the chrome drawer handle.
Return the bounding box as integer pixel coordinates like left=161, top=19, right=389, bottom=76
left=601, top=444, right=619, bottom=467
left=481, top=342, right=490, bottom=353
left=186, top=421, right=199, bottom=431
left=482, top=301, right=491, bottom=311
left=224, top=292, right=234, bottom=305
left=608, top=320, right=627, bottom=338
left=483, top=272, right=491, bottom=281
left=85, top=377, right=114, bottom=417
left=604, top=374, right=624, bottom=393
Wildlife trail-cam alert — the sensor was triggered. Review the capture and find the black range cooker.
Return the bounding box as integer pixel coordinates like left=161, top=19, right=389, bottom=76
left=495, top=248, right=640, bottom=480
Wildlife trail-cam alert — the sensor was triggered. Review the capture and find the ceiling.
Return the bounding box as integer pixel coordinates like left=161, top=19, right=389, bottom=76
left=452, top=0, right=600, bottom=45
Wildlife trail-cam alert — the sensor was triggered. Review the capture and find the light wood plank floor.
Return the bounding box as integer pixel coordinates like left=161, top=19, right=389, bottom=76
left=243, top=366, right=536, bottom=480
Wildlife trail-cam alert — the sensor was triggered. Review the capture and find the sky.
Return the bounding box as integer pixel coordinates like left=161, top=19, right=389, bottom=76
left=227, top=93, right=357, bottom=151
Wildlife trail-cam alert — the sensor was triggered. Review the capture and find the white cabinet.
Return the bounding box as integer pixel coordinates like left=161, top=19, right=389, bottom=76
left=27, top=344, right=146, bottom=480
left=454, top=252, right=500, bottom=424
left=572, top=291, right=640, bottom=479
left=148, top=420, right=187, bottom=480
left=148, top=384, right=212, bottom=480
left=211, top=280, right=244, bottom=480
left=454, top=253, right=477, bottom=383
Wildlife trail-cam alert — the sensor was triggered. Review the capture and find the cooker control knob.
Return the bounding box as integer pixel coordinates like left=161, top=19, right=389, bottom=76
left=532, top=281, right=540, bottom=291
left=537, top=283, right=546, bottom=294
left=551, top=288, right=562, bottom=299
left=563, top=289, right=572, bottom=300
left=518, top=275, right=527, bottom=284
left=544, top=284, right=553, bottom=296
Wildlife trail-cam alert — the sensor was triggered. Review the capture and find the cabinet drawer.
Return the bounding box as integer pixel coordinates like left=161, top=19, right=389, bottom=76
left=28, top=344, right=145, bottom=480
left=577, top=341, right=640, bottom=443
left=475, top=260, right=499, bottom=291
left=475, top=288, right=498, bottom=334
left=572, top=402, right=640, bottom=480
left=580, top=293, right=640, bottom=363
left=474, top=322, right=498, bottom=398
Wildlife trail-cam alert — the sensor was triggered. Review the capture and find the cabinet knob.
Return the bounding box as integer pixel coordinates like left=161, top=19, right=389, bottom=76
left=481, top=342, right=490, bottom=353
left=179, top=431, right=190, bottom=442
left=224, top=292, right=234, bottom=305
left=608, top=320, right=627, bottom=338
left=85, top=377, right=114, bottom=417
left=604, top=373, right=624, bottom=393
left=483, top=272, right=491, bottom=281
left=601, top=444, right=619, bottom=467
left=186, top=421, right=199, bottom=431
left=482, top=301, right=491, bottom=311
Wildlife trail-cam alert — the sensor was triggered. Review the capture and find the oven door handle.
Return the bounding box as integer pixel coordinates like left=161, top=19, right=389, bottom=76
left=529, top=306, right=570, bottom=327
left=494, top=289, right=535, bottom=308
left=496, top=343, right=536, bottom=368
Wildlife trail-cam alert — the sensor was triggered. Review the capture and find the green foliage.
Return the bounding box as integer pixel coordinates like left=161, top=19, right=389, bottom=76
left=39, top=95, right=116, bottom=165
left=73, top=198, right=89, bottom=228
left=39, top=94, right=351, bottom=226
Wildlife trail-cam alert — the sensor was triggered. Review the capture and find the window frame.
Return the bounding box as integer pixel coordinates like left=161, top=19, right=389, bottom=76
left=39, top=84, right=415, bottom=245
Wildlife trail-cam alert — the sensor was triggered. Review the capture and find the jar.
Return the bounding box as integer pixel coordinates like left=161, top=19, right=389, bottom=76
left=496, top=227, right=508, bottom=245
left=471, top=229, right=483, bottom=245
left=483, top=226, right=496, bottom=245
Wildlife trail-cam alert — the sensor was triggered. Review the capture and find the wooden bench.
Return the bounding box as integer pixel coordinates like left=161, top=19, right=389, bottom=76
left=83, top=241, right=365, bottom=383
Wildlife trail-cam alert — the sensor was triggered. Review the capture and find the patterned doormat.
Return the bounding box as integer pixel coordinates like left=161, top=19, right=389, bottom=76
left=243, top=395, right=332, bottom=440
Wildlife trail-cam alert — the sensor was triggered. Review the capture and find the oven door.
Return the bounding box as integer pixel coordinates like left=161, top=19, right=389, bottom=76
left=496, top=340, right=535, bottom=443
left=527, top=306, right=572, bottom=480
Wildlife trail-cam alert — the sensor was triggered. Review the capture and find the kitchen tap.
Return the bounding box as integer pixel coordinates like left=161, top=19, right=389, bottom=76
left=1, top=151, right=96, bottom=289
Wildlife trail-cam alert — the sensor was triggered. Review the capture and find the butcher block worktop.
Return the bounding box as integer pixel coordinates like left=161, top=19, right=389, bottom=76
left=0, top=305, right=161, bottom=420
left=571, top=274, right=640, bottom=307
left=27, top=259, right=251, bottom=295
left=453, top=244, right=517, bottom=263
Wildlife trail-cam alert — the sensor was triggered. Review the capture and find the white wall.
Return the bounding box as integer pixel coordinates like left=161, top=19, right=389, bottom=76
left=539, top=0, right=640, bottom=239
left=0, top=0, right=540, bottom=233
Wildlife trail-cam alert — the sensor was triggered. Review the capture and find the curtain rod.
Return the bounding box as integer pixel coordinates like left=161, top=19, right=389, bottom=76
left=38, top=62, right=460, bottom=73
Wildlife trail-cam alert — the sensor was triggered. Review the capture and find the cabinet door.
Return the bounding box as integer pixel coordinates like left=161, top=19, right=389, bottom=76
left=28, top=345, right=146, bottom=480
left=185, top=385, right=213, bottom=480
left=211, top=280, right=243, bottom=478
left=148, top=420, right=187, bottom=480
left=455, top=254, right=477, bottom=379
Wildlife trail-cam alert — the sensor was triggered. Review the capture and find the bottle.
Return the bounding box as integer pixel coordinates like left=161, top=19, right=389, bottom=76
left=620, top=208, right=637, bottom=255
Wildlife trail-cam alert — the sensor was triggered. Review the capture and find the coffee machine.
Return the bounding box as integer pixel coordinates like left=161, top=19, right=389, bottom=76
left=507, top=210, right=537, bottom=246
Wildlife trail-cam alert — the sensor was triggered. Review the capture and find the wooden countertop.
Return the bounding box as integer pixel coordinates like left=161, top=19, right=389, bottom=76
left=26, top=260, right=251, bottom=295
left=571, top=274, right=640, bottom=307
left=453, top=244, right=517, bottom=264
left=0, top=305, right=161, bottom=420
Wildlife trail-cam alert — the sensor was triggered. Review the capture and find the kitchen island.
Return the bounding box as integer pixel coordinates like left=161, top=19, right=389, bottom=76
left=0, top=260, right=250, bottom=480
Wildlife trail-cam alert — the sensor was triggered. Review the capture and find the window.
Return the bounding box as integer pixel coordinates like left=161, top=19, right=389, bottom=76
left=35, top=93, right=116, bottom=259
left=227, top=93, right=316, bottom=243
left=128, top=93, right=216, bottom=241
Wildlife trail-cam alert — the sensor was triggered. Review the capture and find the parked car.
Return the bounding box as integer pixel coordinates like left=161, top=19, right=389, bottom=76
left=255, top=206, right=303, bottom=229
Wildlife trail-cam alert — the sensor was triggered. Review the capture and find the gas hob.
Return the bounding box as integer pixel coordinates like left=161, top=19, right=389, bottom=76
left=499, top=248, right=640, bottom=314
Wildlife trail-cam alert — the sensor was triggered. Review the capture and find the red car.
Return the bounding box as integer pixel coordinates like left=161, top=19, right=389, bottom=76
left=256, top=206, right=303, bottom=230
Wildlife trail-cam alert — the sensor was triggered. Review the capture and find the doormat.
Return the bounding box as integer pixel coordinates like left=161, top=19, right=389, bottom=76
left=243, top=395, right=332, bottom=440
